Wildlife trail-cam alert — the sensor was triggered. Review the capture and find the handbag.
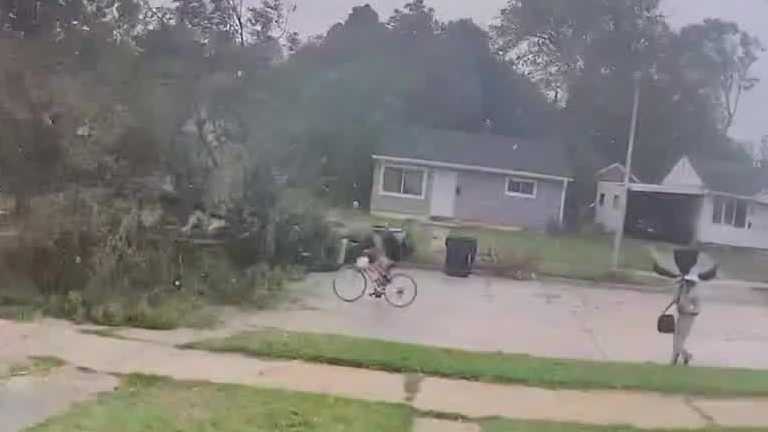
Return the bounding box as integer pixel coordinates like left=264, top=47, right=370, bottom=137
left=657, top=298, right=676, bottom=334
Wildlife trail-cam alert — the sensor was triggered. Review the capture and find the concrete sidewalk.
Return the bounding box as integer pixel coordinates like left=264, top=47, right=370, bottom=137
left=3, top=319, right=768, bottom=430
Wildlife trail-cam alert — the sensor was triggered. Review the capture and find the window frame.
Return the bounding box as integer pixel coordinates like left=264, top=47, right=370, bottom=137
left=505, top=177, right=538, bottom=198
left=712, top=195, right=750, bottom=229
left=379, top=164, right=427, bottom=200
left=598, top=193, right=606, bottom=207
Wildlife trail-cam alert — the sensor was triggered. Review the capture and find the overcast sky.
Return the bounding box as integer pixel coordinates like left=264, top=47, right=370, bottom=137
left=157, top=0, right=768, bottom=144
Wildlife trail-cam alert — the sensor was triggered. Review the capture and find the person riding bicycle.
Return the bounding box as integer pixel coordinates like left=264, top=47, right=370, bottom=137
left=360, top=232, right=394, bottom=283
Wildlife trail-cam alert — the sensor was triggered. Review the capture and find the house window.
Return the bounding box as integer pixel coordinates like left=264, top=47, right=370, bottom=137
left=381, top=165, right=426, bottom=198
left=713, top=196, right=724, bottom=223
left=735, top=200, right=748, bottom=228
left=612, top=194, right=621, bottom=210
left=599, top=193, right=606, bottom=206
left=713, top=196, right=749, bottom=228
left=505, top=178, right=537, bottom=198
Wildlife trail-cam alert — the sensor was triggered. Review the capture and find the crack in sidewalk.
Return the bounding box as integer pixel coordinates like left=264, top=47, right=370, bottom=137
left=684, top=397, right=716, bottom=426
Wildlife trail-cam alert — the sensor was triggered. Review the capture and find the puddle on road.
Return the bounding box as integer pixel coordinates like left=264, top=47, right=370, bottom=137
left=534, top=293, right=562, bottom=304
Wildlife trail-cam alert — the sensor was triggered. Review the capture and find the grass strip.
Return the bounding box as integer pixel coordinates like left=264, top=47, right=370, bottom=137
left=3, top=356, right=65, bottom=379
left=26, top=373, right=764, bottom=432
left=27, top=374, right=412, bottom=432
left=183, top=329, right=768, bottom=397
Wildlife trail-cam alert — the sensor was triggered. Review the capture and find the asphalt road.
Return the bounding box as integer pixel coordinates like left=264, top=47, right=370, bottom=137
left=246, top=269, right=768, bottom=369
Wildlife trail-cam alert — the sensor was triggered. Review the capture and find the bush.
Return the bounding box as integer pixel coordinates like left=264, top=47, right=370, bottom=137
left=121, top=292, right=217, bottom=330
left=284, top=265, right=307, bottom=282
left=1, top=230, right=95, bottom=296
left=0, top=198, right=295, bottom=329
left=46, top=289, right=218, bottom=330
left=63, top=291, right=87, bottom=323
left=486, top=251, right=540, bottom=280
left=277, top=211, right=337, bottom=263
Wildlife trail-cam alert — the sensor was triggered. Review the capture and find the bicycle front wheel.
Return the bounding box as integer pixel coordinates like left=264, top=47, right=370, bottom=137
left=384, top=273, right=417, bottom=308
left=333, top=265, right=367, bottom=302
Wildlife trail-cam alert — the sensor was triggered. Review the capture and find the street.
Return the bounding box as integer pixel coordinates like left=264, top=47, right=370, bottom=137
left=242, top=269, right=768, bottom=369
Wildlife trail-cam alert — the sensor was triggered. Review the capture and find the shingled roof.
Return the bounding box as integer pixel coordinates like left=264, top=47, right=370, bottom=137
left=689, top=156, right=768, bottom=197
left=375, top=128, right=572, bottom=179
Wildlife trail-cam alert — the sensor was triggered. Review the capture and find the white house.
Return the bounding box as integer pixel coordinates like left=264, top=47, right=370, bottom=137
left=596, top=156, right=768, bottom=249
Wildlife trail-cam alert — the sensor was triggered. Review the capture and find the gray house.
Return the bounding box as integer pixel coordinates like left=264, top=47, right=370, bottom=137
left=370, top=128, right=573, bottom=229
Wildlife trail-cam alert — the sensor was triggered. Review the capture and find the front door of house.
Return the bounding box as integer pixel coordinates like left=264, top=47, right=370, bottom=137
left=430, top=170, right=458, bottom=218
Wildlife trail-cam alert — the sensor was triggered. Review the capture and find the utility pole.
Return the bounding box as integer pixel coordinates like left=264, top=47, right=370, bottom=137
left=611, top=72, right=641, bottom=270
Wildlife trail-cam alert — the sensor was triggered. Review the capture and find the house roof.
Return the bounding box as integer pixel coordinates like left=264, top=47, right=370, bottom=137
left=595, top=162, right=640, bottom=183
left=374, top=128, right=572, bottom=180
left=688, top=156, right=768, bottom=197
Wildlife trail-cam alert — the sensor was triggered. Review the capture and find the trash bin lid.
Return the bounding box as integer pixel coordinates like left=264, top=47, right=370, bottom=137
left=445, top=236, right=477, bottom=247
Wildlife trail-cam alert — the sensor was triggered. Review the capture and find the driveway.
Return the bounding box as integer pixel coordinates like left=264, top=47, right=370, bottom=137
left=241, top=269, right=768, bottom=369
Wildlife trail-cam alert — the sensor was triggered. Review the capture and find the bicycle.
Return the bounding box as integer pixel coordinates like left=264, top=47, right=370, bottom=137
left=332, top=260, right=417, bottom=308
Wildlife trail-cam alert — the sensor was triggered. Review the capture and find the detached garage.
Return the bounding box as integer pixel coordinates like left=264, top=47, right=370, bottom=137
left=595, top=156, right=768, bottom=249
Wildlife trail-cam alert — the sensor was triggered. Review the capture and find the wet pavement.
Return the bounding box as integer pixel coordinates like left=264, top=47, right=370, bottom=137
left=3, top=319, right=768, bottom=430
left=3, top=269, right=768, bottom=430
left=0, top=366, right=118, bottom=432
left=242, top=269, right=768, bottom=369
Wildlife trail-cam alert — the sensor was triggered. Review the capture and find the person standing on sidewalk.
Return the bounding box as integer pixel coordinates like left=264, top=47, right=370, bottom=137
left=672, top=276, right=701, bottom=365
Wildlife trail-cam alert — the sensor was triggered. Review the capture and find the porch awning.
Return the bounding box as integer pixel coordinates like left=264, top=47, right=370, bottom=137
left=627, top=183, right=706, bottom=195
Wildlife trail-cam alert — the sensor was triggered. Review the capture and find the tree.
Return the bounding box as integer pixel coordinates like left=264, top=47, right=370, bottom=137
left=402, top=18, right=553, bottom=135
left=171, top=0, right=298, bottom=51
left=491, top=0, right=755, bottom=209
left=492, top=0, right=665, bottom=103
left=251, top=2, right=559, bottom=208
left=676, top=19, right=764, bottom=132
left=387, top=0, right=442, bottom=39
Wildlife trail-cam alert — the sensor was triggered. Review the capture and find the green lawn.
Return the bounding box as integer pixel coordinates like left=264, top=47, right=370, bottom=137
left=27, top=374, right=413, bottom=432
left=26, top=375, right=760, bottom=432
left=345, top=210, right=768, bottom=284
left=450, top=227, right=654, bottom=280
left=481, top=419, right=763, bottom=432
left=353, top=212, right=657, bottom=282
left=701, top=245, right=768, bottom=283
left=184, top=329, right=768, bottom=397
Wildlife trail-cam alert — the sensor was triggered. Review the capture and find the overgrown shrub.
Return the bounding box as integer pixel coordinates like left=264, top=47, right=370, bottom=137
left=1, top=195, right=296, bottom=329
left=47, top=289, right=218, bottom=330
left=284, top=265, right=307, bottom=281
left=487, top=251, right=540, bottom=280
left=2, top=229, right=96, bottom=296
left=274, top=209, right=340, bottom=269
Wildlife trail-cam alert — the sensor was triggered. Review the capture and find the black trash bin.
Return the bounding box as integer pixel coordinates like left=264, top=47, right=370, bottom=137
left=372, top=226, right=406, bottom=262
left=444, top=236, right=477, bottom=277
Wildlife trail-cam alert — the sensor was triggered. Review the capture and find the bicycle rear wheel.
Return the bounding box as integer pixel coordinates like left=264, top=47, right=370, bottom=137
left=384, top=273, right=417, bottom=308
left=333, top=265, right=367, bottom=302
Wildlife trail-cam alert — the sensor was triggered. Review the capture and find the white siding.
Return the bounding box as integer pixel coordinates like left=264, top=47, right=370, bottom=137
left=594, top=181, right=626, bottom=232
left=696, top=196, right=768, bottom=249
left=662, top=156, right=704, bottom=187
